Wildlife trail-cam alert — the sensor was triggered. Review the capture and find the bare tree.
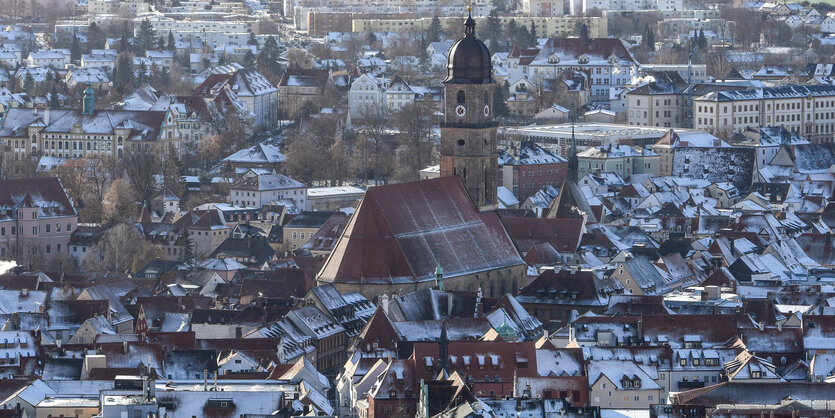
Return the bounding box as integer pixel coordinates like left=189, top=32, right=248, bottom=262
left=356, top=103, right=392, bottom=185
left=123, top=148, right=158, bottom=203
left=84, top=223, right=160, bottom=273
left=103, top=178, right=138, bottom=225
left=392, top=100, right=436, bottom=180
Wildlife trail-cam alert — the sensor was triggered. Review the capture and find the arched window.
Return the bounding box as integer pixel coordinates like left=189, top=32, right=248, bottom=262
left=457, top=90, right=465, bottom=104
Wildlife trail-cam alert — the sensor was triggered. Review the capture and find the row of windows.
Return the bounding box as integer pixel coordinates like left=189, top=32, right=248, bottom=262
left=1, top=223, right=71, bottom=236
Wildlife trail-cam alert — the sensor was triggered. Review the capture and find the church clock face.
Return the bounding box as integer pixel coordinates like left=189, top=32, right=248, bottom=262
left=483, top=105, right=490, bottom=117
left=455, top=105, right=466, bottom=118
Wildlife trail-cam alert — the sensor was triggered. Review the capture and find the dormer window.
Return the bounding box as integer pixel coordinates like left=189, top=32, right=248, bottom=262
left=548, top=54, right=560, bottom=64
left=578, top=55, right=589, bottom=64
left=621, top=379, right=631, bottom=388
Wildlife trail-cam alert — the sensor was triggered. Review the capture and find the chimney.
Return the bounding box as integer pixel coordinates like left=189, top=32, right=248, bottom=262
left=758, top=321, right=764, bottom=331
left=447, top=291, right=453, bottom=317
left=475, top=287, right=483, bottom=318
left=44, top=107, right=49, bottom=125
left=203, top=369, right=208, bottom=391
left=381, top=294, right=389, bottom=314
left=123, top=341, right=128, bottom=354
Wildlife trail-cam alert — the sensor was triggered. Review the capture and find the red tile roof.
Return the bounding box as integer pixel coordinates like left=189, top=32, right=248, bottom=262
left=503, top=217, right=584, bottom=254
left=318, top=177, right=524, bottom=285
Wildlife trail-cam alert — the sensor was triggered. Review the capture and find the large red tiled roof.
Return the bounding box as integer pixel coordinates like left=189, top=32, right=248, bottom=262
left=318, top=177, right=524, bottom=285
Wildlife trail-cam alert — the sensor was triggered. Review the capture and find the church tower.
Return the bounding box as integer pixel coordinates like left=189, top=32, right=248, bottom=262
left=440, top=9, right=498, bottom=210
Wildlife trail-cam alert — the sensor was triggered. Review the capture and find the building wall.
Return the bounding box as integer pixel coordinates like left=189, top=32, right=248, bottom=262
left=323, top=264, right=525, bottom=300
left=0, top=210, right=76, bottom=264
left=440, top=81, right=498, bottom=208
left=589, top=375, right=662, bottom=409
left=188, top=227, right=229, bottom=258
left=693, top=94, right=835, bottom=143
left=627, top=93, right=686, bottom=128
left=512, top=162, right=566, bottom=201
left=283, top=226, right=320, bottom=250
left=307, top=193, right=365, bottom=211
left=231, top=186, right=307, bottom=209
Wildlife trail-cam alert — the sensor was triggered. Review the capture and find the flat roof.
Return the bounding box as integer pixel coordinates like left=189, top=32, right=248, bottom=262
left=307, top=186, right=366, bottom=197
left=500, top=123, right=707, bottom=140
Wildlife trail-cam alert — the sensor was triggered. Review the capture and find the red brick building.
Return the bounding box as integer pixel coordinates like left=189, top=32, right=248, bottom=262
left=499, top=141, right=568, bottom=202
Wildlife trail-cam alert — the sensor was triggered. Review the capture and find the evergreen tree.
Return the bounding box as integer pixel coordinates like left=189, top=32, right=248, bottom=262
left=580, top=23, right=589, bottom=41
left=113, top=54, right=134, bottom=94
left=49, top=85, right=60, bottom=108
left=366, top=31, right=377, bottom=46
left=45, top=69, right=54, bottom=82
left=256, top=35, right=280, bottom=75
left=698, top=28, right=707, bottom=48
left=137, top=19, right=157, bottom=53
left=138, top=61, right=149, bottom=84
left=418, top=35, right=429, bottom=70
left=247, top=32, right=258, bottom=46
left=22, top=72, right=34, bottom=92
left=484, top=9, right=503, bottom=50
left=157, top=36, right=165, bottom=50
left=71, top=34, right=81, bottom=62
left=530, top=22, right=538, bottom=43
left=427, top=15, right=442, bottom=43
left=181, top=226, right=195, bottom=266
left=506, top=19, right=518, bottom=46
left=647, top=28, right=655, bottom=51
left=492, top=82, right=509, bottom=117
left=119, top=22, right=130, bottom=52
left=518, top=25, right=532, bottom=49
left=243, top=49, right=255, bottom=66
left=167, top=30, right=176, bottom=51
left=88, top=22, right=105, bottom=49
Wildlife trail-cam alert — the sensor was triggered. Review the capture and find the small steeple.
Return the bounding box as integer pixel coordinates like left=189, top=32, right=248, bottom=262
left=437, top=319, right=450, bottom=375
left=568, top=114, right=578, bottom=181
left=82, top=82, right=95, bottom=115
left=434, top=264, right=444, bottom=291
left=464, top=6, right=475, bottom=37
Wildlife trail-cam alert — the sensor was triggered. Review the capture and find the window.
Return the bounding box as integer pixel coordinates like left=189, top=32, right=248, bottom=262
left=46, top=245, right=51, bottom=254
left=46, top=224, right=50, bottom=233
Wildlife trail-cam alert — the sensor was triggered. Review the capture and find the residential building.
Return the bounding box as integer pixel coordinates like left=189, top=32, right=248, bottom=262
left=194, top=67, right=278, bottom=129
left=693, top=84, right=835, bottom=144
left=498, top=141, right=568, bottom=202
left=26, top=49, right=71, bottom=69
left=0, top=88, right=181, bottom=160
left=577, top=144, right=659, bottom=179
left=283, top=211, right=339, bottom=250
left=0, top=177, right=77, bottom=263
left=230, top=171, right=307, bottom=209
left=505, top=38, right=637, bottom=100
left=277, top=68, right=331, bottom=120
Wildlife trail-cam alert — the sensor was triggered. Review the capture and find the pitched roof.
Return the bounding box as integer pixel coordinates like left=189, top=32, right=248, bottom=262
left=318, top=177, right=524, bottom=285
left=0, top=177, right=75, bottom=219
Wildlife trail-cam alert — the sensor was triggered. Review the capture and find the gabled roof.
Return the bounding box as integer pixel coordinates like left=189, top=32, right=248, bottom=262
left=0, top=177, right=75, bottom=219
left=223, top=143, right=286, bottom=165
left=318, top=177, right=524, bottom=285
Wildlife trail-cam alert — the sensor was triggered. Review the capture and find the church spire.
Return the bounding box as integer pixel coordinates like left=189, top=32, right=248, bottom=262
left=568, top=114, right=578, bottom=181
left=437, top=320, right=450, bottom=375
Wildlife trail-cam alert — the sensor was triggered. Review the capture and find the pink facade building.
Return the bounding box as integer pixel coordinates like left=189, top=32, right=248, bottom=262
left=0, top=177, right=78, bottom=265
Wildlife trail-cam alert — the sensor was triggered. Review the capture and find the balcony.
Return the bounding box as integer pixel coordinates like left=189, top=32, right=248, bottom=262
left=678, top=381, right=705, bottom=390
